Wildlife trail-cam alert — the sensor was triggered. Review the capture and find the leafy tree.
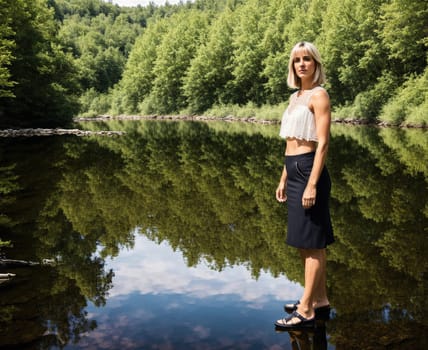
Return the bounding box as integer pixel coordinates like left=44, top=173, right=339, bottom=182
left=113, top=18, right=169, bottom=114
left=320, top=0, right=385, bottom=108
left=380, top=0, right=428, bottom=76
left=145, top=11, right=209, bottom=114
left=54, top=0, right=119, bottom=18
left=0, top=0, right=79, bottom=127
left=0, top=0, right=15, bottom=98
left=58, top=12, right=140, bottom=94
left=228, top=0, right=270, bottom=105
left=183, top=9, right=235, bottom=113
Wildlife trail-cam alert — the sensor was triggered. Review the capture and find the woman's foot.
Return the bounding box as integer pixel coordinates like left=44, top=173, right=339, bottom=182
left=284, top=300, right=330, bottom=314
left=313, top=300, right=330, bottom=310
left=284, top=300, right=330, bottom=315
left=275, top=310, right=315, bottom=329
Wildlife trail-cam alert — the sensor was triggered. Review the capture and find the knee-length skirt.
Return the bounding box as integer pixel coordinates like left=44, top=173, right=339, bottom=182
left=285, top=152, right=334, bottom=249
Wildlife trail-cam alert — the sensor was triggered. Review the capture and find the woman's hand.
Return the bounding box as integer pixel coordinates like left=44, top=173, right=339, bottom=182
left=302, top=183, right=316, bottom=208
left=276, top=182, right=287, bottom=202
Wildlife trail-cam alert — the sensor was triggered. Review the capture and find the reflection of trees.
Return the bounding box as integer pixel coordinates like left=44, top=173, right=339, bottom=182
left=328, top=307, right=427, bottom=349
left=329, top=126, right=426, bottom=290
left=0, top=122, right=427, bottom=348
left=0, top=266, right=99, bottom=349
left=0, top=137, right=114, bottom=349
left=379, top=128, right=428, bottom=177
left=327, top=125, right=427, bottom=347
left=94, top=121, right=298, bottom=278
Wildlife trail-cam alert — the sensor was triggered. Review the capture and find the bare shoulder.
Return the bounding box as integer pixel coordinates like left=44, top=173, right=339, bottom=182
left=312, top=87, right=330, bottom=101
left=311, top=87, right=330, bottom=111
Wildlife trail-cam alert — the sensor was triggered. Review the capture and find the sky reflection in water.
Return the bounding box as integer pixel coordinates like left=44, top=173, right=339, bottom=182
left=63, top=233, right=328, bottom=349
left=107, top=232, right=302, bottom=302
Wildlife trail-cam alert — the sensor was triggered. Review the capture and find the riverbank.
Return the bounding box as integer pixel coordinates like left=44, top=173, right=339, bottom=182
left=0, top=115, right=425, bottom=137
left=75, top=114, right=427, bottom=128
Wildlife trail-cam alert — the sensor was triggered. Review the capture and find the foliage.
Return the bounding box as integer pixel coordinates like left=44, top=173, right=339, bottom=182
left=112, top=18, right=169, bottom=115
left=227, top=0, right=271, bottom=105
left=78, top=87, right=111, bottom=117
left=57, top=11, right=141, bottom=92
left=182, top=8, right=235, bottom=113
left=144, top=11, right=210, bottom=114
left=0, top=0, right=16, bottom=98
left=110, top=0, right=427, bottom=124
left=204, top=101, right=287, bottom=120
left=380, top=0, right=428, bottom=75
left=0, top=0, right=426, bottom=126
left=0, top=0, right=80, bottom=127
left=379, top=68, right=428, bottom=126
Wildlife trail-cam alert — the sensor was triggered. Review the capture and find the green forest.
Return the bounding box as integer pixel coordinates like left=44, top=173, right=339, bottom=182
left=0, top=0, right=427, bottom=128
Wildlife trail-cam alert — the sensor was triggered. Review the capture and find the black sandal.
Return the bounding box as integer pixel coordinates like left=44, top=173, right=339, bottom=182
left=314, top=304, right=331, bottom=320
left=275, top=310, right=315, bottom=329
left=283, top=300, right=300, bottom=313
left=284, top=301, right=330, bottom=318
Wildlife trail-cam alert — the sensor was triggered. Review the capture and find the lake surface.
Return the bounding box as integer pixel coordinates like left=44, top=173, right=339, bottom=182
left=0, top=120, right=427, bottom=349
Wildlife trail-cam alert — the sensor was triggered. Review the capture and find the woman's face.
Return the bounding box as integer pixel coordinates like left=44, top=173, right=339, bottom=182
left=293, top=49, right=316, bottom=82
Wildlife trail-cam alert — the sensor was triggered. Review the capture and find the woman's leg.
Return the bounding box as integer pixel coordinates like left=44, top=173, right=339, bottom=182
left=312, top=248, right=329, bottom=308
left=295, top=248, right=328, bottom=320
left=276, top=248, right=329, bottom=326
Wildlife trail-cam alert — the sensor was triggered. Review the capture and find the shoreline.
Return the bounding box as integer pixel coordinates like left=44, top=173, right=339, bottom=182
left=0, top=115, right=425, bottom=137
left=75, top=114, right=427, bottom=128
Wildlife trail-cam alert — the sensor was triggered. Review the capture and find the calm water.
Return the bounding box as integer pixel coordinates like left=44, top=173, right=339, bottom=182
left=0, top=120, right=427, bottom=349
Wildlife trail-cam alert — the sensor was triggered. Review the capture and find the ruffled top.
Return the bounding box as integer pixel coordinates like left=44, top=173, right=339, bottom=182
left=279, top=86, right=324, bottom=141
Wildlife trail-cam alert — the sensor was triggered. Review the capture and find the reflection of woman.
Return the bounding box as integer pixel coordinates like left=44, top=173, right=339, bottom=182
left=275, top=42, right=334, bottom=329
left=287, top=323, right=328, bottom=350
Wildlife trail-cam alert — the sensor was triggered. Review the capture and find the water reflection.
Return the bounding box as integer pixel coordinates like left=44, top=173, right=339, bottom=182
left=107, top=234, right=302, bottom=303
left=279, top=323, right=328, bottom=350
left=0, top=121, right=427, bottom=349
left=67, top=235, right=303, bottom=349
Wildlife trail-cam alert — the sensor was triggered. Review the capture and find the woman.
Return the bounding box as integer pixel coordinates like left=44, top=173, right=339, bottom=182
left=274, top=41, right=334, bottom=329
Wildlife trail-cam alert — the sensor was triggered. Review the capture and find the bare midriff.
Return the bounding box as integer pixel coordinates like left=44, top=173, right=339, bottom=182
left=285, top=138, right=317, bottom=156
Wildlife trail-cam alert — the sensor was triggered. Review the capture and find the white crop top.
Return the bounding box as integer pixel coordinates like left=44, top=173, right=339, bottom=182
left=279, top=86, right=324, bottom=141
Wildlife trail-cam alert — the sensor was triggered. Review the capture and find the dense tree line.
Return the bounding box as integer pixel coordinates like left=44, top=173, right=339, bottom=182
left=74, top=0, right=428, bottom=125
left=0, top=0, right=187, bottom=127
left=0, top=0, right=427, bottom=127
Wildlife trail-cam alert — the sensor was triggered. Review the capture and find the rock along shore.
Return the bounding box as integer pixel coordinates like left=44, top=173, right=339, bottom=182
left=75, top=114, right=279, bottom=124
left=0, top=128, right=125, bottom=137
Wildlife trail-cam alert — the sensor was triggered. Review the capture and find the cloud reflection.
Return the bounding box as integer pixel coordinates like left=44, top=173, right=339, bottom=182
left=106, top=233, right=303, bottom=306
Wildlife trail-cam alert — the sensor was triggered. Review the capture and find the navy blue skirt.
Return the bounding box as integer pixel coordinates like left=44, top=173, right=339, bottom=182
left=285, top=152, right=334, bottom=249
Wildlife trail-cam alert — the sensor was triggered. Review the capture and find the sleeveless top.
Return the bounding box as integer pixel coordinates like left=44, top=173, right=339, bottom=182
left=279, top=86, right=325, bottom=141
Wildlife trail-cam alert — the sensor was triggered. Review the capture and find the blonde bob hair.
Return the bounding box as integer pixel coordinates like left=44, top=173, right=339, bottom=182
left=287, top=41, right=326, bottom=89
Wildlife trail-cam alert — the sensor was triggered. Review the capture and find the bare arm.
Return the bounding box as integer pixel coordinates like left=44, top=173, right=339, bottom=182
left=276, top=163, right=288, bottom=202
left=302, top=89, right=331, bottom=208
